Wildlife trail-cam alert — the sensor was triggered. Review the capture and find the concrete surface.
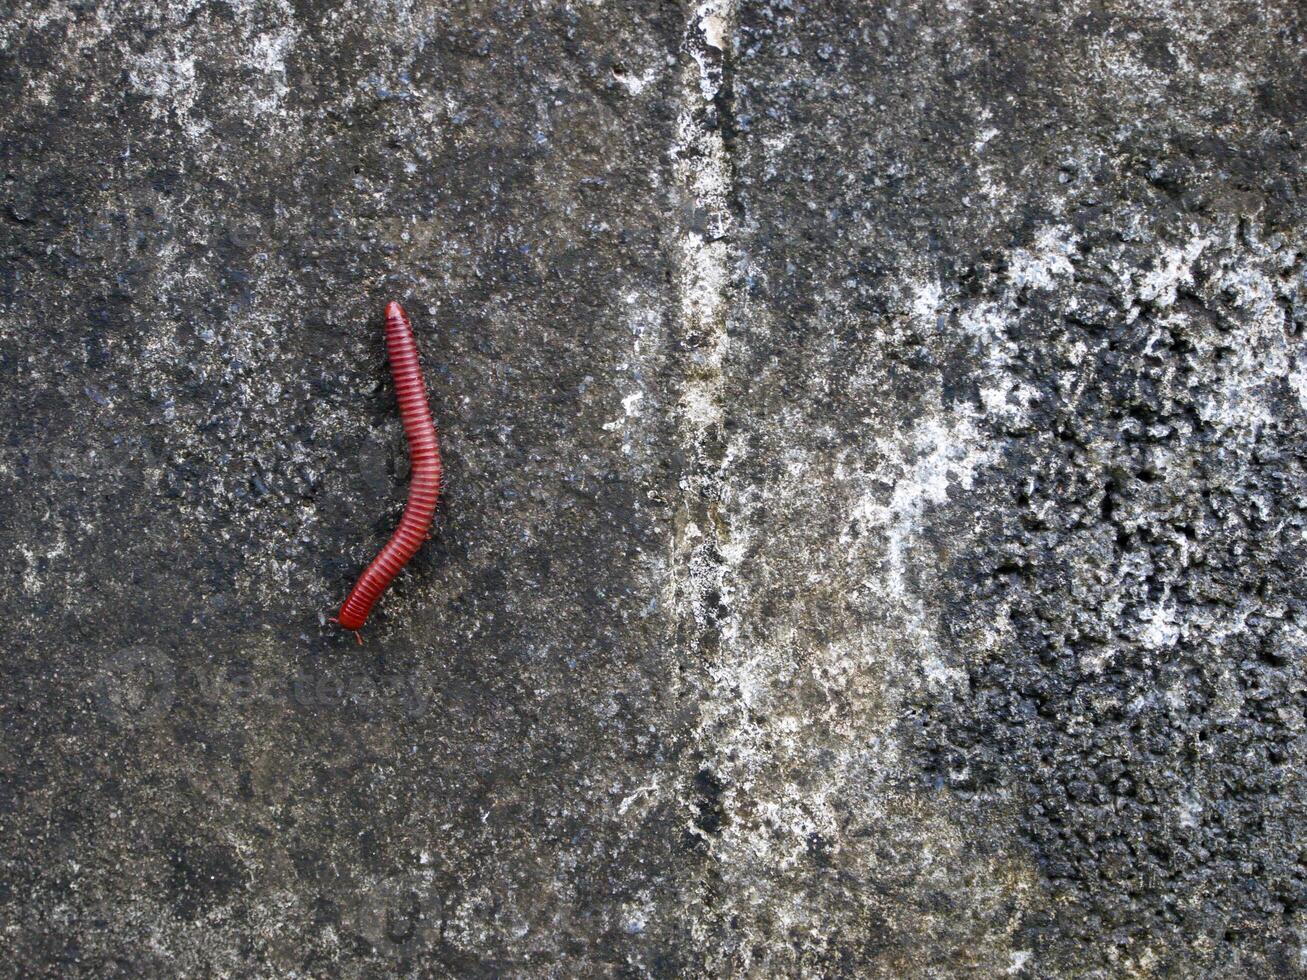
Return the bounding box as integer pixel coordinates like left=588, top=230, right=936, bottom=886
left=1, top=0, right=1305, bottom=976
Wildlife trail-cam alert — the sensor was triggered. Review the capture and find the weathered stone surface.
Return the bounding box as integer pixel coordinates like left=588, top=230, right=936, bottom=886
left=1, top=0, right=1304, bottom=976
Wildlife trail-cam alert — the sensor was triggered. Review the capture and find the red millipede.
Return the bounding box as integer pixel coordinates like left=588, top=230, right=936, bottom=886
left=333, top=301, right=442, bottom=640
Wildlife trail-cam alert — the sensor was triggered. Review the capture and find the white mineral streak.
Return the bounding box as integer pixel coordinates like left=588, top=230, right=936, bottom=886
left=662, top=3, right=1040, bottom=969
left=669, top=0, right=735, bottom=637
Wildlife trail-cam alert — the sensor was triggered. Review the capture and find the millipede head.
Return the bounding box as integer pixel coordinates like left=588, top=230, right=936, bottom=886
left=330, top=611, right=367, bottom=634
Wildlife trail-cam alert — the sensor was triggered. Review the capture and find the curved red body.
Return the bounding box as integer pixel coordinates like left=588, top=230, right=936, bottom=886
left=334, top=301, right=442, bottom=633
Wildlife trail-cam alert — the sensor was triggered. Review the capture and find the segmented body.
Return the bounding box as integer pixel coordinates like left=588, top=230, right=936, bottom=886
left=334, top=301, right=442, bottom=635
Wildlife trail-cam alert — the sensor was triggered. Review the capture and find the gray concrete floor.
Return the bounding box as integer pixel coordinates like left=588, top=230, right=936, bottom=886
left=1, top=1, right=1305, bottom=975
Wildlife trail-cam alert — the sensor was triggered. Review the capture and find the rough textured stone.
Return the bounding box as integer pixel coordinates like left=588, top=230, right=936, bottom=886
left=1, top=0, right=1304, bottom=976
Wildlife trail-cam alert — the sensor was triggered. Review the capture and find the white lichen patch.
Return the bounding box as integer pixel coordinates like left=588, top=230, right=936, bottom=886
left=245, top=28, right=297, bottom=117
left=850, top=407, right=998, bottom=600
left=1137, top=235, right=1208, bottom=309
left=1008, top=225, right=1078, bottom=292
left=1194, top=234, right=1301, bottom=433
left=1289, top=356, right=1307, bottom=413
left=910, top=278, right=944, bottom=330
left=1139, top=601, right=1181, bottom=650
left=127, top=48, right=199, bottom=119
left=613, top=61, right=663, bottom=96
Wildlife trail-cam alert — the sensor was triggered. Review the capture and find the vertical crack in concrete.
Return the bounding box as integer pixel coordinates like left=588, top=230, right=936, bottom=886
left=668, top=0, right=737, bottom=661
left=666, top=0, right=739, bottom=954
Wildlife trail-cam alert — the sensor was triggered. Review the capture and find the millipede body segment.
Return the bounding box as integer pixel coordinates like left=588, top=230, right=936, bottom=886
left=334, top=301, right=442, bottom=636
